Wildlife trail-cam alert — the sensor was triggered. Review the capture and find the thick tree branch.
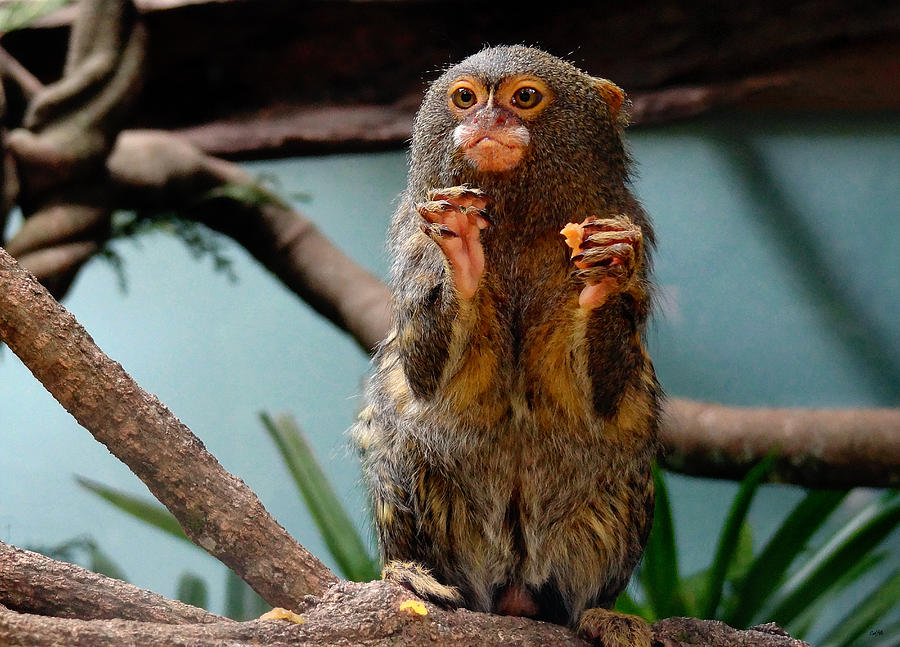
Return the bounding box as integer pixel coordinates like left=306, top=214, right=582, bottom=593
left=660, top=399, right=900, bottom=489
left=0, top=246, right=337, bottom=607
left=0, top=542, right=225, bottom=624
left=0, top=545, right=810, bottom=647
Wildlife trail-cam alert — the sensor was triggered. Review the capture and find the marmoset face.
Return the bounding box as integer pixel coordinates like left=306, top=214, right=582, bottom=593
left=446, top=74, right=553, bottom=173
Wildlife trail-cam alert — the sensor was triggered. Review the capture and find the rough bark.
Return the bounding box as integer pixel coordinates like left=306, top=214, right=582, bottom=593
left=0, top=542, right=225, bottom=624
left=0, top=543, right=811, bottom=647
left=0, top=245, right=338, bottom=607
left=652, top=618, right=811, bottom=647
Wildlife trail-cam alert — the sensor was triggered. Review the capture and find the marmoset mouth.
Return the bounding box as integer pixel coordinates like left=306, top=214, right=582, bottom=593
left=464, top=138, right=525, bottom=172
left=471, top=136, right=518, bottom=150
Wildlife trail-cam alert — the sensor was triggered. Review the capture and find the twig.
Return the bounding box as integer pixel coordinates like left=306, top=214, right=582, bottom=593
left=0, top=43, right=44, bottom=99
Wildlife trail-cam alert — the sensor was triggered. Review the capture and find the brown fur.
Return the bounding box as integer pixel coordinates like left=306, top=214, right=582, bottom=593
left=352, top=45, right=661, bottom=647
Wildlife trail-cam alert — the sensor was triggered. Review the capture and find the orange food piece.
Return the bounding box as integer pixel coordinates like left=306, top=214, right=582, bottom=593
left=560, top=221, right=585, bottom=255
left=560, top=218, right=596, bottom=268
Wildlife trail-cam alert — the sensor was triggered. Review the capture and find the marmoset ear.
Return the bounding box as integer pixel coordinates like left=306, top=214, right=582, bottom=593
left=591, top=77, right=626, bottom=121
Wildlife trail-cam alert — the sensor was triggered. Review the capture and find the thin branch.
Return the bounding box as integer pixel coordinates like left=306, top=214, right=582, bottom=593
left=0, top=245, right=338, bottom=607
left=0, top=43, right=44, bottom=100
left=0, top=541, right=225, bottom=624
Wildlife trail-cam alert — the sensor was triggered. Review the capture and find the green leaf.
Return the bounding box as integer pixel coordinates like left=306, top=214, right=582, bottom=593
left=614, top=589, right=649, bottom=618
left=0, top=0, right=72, bottom=33
left=76, top=476, right=192, bottom=545
left=719, top=521, right=754, bottom=620
left=225, top=568, right=248, bottom=620
left=819, top=567, right=900, bottom=647
left=260, top=412, right=380, bottom=582
left=767, top=491, right=900, bottom=628
left=678, top=567, right=708, bottom=618
left=176, top=573, right=209, bottom=610
left=700, top=455, right=775, bottom=619
left=783, top=550, right=884, bottom=639
left=224, top=567, right=270, bottom=620
left=725, top=488, right=848, bottom=628
left=85, top=542, right=129, bottom=581
left=639, top=466, right=685, bottom=619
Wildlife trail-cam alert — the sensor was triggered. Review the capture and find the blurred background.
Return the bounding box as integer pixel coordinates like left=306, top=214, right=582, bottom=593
left=1, top=1, right=897, bottom=644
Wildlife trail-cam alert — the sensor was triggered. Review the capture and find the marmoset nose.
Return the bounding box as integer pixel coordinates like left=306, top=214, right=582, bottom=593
left=473, top=108, right=511, bottom=128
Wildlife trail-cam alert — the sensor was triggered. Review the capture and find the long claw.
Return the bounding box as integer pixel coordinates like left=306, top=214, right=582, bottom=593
left=419, top=222, right=460, bottom=238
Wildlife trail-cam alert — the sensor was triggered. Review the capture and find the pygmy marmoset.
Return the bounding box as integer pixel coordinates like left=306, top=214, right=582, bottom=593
left=352, top=45, right=661, bottom=647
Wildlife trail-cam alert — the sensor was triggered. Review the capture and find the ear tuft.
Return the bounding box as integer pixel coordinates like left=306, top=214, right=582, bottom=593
left=592, top=78, right=626, bottom=118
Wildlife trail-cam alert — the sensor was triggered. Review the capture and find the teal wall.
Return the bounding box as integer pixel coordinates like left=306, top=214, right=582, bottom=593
left=1, top=112, right=897, bottom=632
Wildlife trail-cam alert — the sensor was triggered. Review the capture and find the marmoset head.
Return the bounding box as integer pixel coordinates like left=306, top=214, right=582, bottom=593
left=409, top=45, right=628, bottom=190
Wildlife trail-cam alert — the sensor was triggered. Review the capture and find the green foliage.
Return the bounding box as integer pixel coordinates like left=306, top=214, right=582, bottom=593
left=176, top=572, right=209, bottom=610
left=259, top=412, right=380, bottom=582
left=103, top=210, right=238, bottom=291
left=724, top=488, right=848, bottom=627
left=699, top=455, right=776, bottom=619
left=76, top=411, right=377, bottom=619
left=30, top=536, right=127, bottom=581
left=224, top=568, right=271, bottom=620
left=619, top=465, right=900, bottom=646
left=638, top=465, right=684, bottom=620
left=0, top=0, right=72, bottom=33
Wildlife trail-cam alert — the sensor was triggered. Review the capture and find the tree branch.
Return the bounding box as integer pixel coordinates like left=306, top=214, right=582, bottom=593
left=660, top=399, right=900, bottom=488
left=0, top=541, right=225, bottom=624
left=106, top=129, right=392, bottom=353
left=0, top=245, right=337, bottom=607
left=0, top=545, right=810, bottom=647
left=5, top=122, right=898, bottom=487
left=0, top=43, right=44, bottom=100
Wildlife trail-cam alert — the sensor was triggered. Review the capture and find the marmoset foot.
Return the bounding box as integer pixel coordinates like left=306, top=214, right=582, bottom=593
left=578, top=607, right=652, bottom=647
left=382, top=560, right=463, bottom=609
